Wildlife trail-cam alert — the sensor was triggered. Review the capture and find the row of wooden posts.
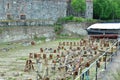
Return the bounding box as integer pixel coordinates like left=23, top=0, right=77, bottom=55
left=24, top=39, right=116, bottom=80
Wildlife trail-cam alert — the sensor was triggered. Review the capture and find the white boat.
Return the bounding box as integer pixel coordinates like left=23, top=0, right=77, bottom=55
left=86, top=23, right=120, bottom=39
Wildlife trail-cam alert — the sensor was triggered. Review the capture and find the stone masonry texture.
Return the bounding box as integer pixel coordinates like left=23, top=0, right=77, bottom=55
left=0, top=0, right=67, bottom=25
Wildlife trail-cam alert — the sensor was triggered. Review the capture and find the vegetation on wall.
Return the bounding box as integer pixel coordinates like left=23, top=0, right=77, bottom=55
left=56, top=16, right=97, bottom=24
left=71, top=0, right=86, bottom=12
left=54, top=25, right=63, bottom=35
left=34, top=34, right=46, bottom=41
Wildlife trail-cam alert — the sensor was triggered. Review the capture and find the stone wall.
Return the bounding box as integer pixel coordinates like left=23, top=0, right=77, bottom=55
left=0, top=22, right=92, bottom=43
left=0, top=0, right=67, bottom=25
left=62, top=22, right=92, bottom=36
left=85, top=0, right=93, bottom=19
left=0, top=26, right=55, bottom=42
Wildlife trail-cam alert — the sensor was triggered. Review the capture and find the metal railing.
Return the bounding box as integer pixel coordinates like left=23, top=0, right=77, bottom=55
left=75, top=40, right=119, bottom=80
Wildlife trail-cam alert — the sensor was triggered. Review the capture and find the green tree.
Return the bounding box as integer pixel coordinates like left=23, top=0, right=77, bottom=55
left=112, top=0, right=120, bottom=19
left=93, top=0, right=113, bottom=20
left=93, top=0, right=120, bottom=20
left=71, top=0, right=86, bottom=12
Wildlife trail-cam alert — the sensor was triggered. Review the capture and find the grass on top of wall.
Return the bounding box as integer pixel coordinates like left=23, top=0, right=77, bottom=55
left=56, top=16, right=97, bottom=24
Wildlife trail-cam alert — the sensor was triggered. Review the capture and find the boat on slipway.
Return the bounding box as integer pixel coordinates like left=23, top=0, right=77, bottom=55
left=86, top=23, right=120, bottom=39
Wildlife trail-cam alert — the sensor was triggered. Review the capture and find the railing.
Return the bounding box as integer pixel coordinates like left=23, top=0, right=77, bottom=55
left=75, top=40, right=119, bottom=80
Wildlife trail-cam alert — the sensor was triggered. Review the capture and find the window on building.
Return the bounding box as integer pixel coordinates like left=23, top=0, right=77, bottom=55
left=7, top=14, right=11, bottom=19
left=7, top=3, right=10, bottom=9
left=20, top=15, right=26, bottom=20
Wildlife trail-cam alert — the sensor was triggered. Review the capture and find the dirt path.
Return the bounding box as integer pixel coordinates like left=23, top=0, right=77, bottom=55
left=97, top=49, right=120, bottom=80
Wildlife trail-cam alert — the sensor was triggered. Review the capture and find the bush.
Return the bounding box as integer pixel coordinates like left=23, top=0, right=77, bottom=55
left=86, top=18, right=97, bottom=22
left=54, top=25, right=63, bottom=35
left=33, top=34, right=38, bottom=40
left=56, top=16, right=74, bottom=24
left=56, top=16, right=97, bottom=24
left=73, top=17, right=85, bottom=22
left=34, top=34, right=46, bottom=41
left=39, top=36, right=46, bottom=41
left=59, top=33, right=69, bottom=37
left=64, top=16, right=74, bottom=21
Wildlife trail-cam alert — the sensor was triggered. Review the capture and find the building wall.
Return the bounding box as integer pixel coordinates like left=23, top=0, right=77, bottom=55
left=0, top=0, right=67, bottom=25
left=85, top=0, right=93, bottom=19
left=0, top=0, right=5, bottom=19
left=0, top=0, right=93, bottom=25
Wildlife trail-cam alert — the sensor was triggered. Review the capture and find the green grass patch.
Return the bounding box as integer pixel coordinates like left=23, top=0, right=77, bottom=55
left=56, top=16, right=97, bottom=24
left=17, top=57, right=28, bottom=61
left=56, top=34, right=85, bottom=40
left=112, top=69, right=120, bottom=80
left=34, top=36, right=46, bottom=41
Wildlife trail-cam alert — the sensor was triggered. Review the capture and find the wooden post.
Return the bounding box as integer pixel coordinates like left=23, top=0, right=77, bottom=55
left=70, top=42, right=72, bottom=46
left=29, top=53, right=33, bottom=58
left=54, top=50, right=56, bottom=53
left=80, top=41, right=82, bottom=46
left=67, top=42, right=69, bottom=46
left=40, top=48, right=43, bottom=53
left=85, top=61, right=90, bottom=67
left=24, top=59, right=34, bottom=72
left=31, top=41, right=35, bottom=45
left=49, top=54, right=53, bottom=59
left=70, top=46, right=72, bottom=50
left=77, top=47, right=80, bottom=50
left=34, top=53, right=41, bottom=59
left=43, top=54, right=46, bottom=59
left=94, top=51, right=97, bottom=55
left=44, top=77, right=49, bottom=80
left=83, top=47, right=85, bottom=50
left=63, top=42, right=65, bottom=46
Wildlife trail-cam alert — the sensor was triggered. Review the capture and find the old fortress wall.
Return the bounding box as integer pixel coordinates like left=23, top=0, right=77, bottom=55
left=0, top=0, right=93, bottom=26
left=0, top=0, right=67, bottom=25
left=0, top=0, right=93, bottom=42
